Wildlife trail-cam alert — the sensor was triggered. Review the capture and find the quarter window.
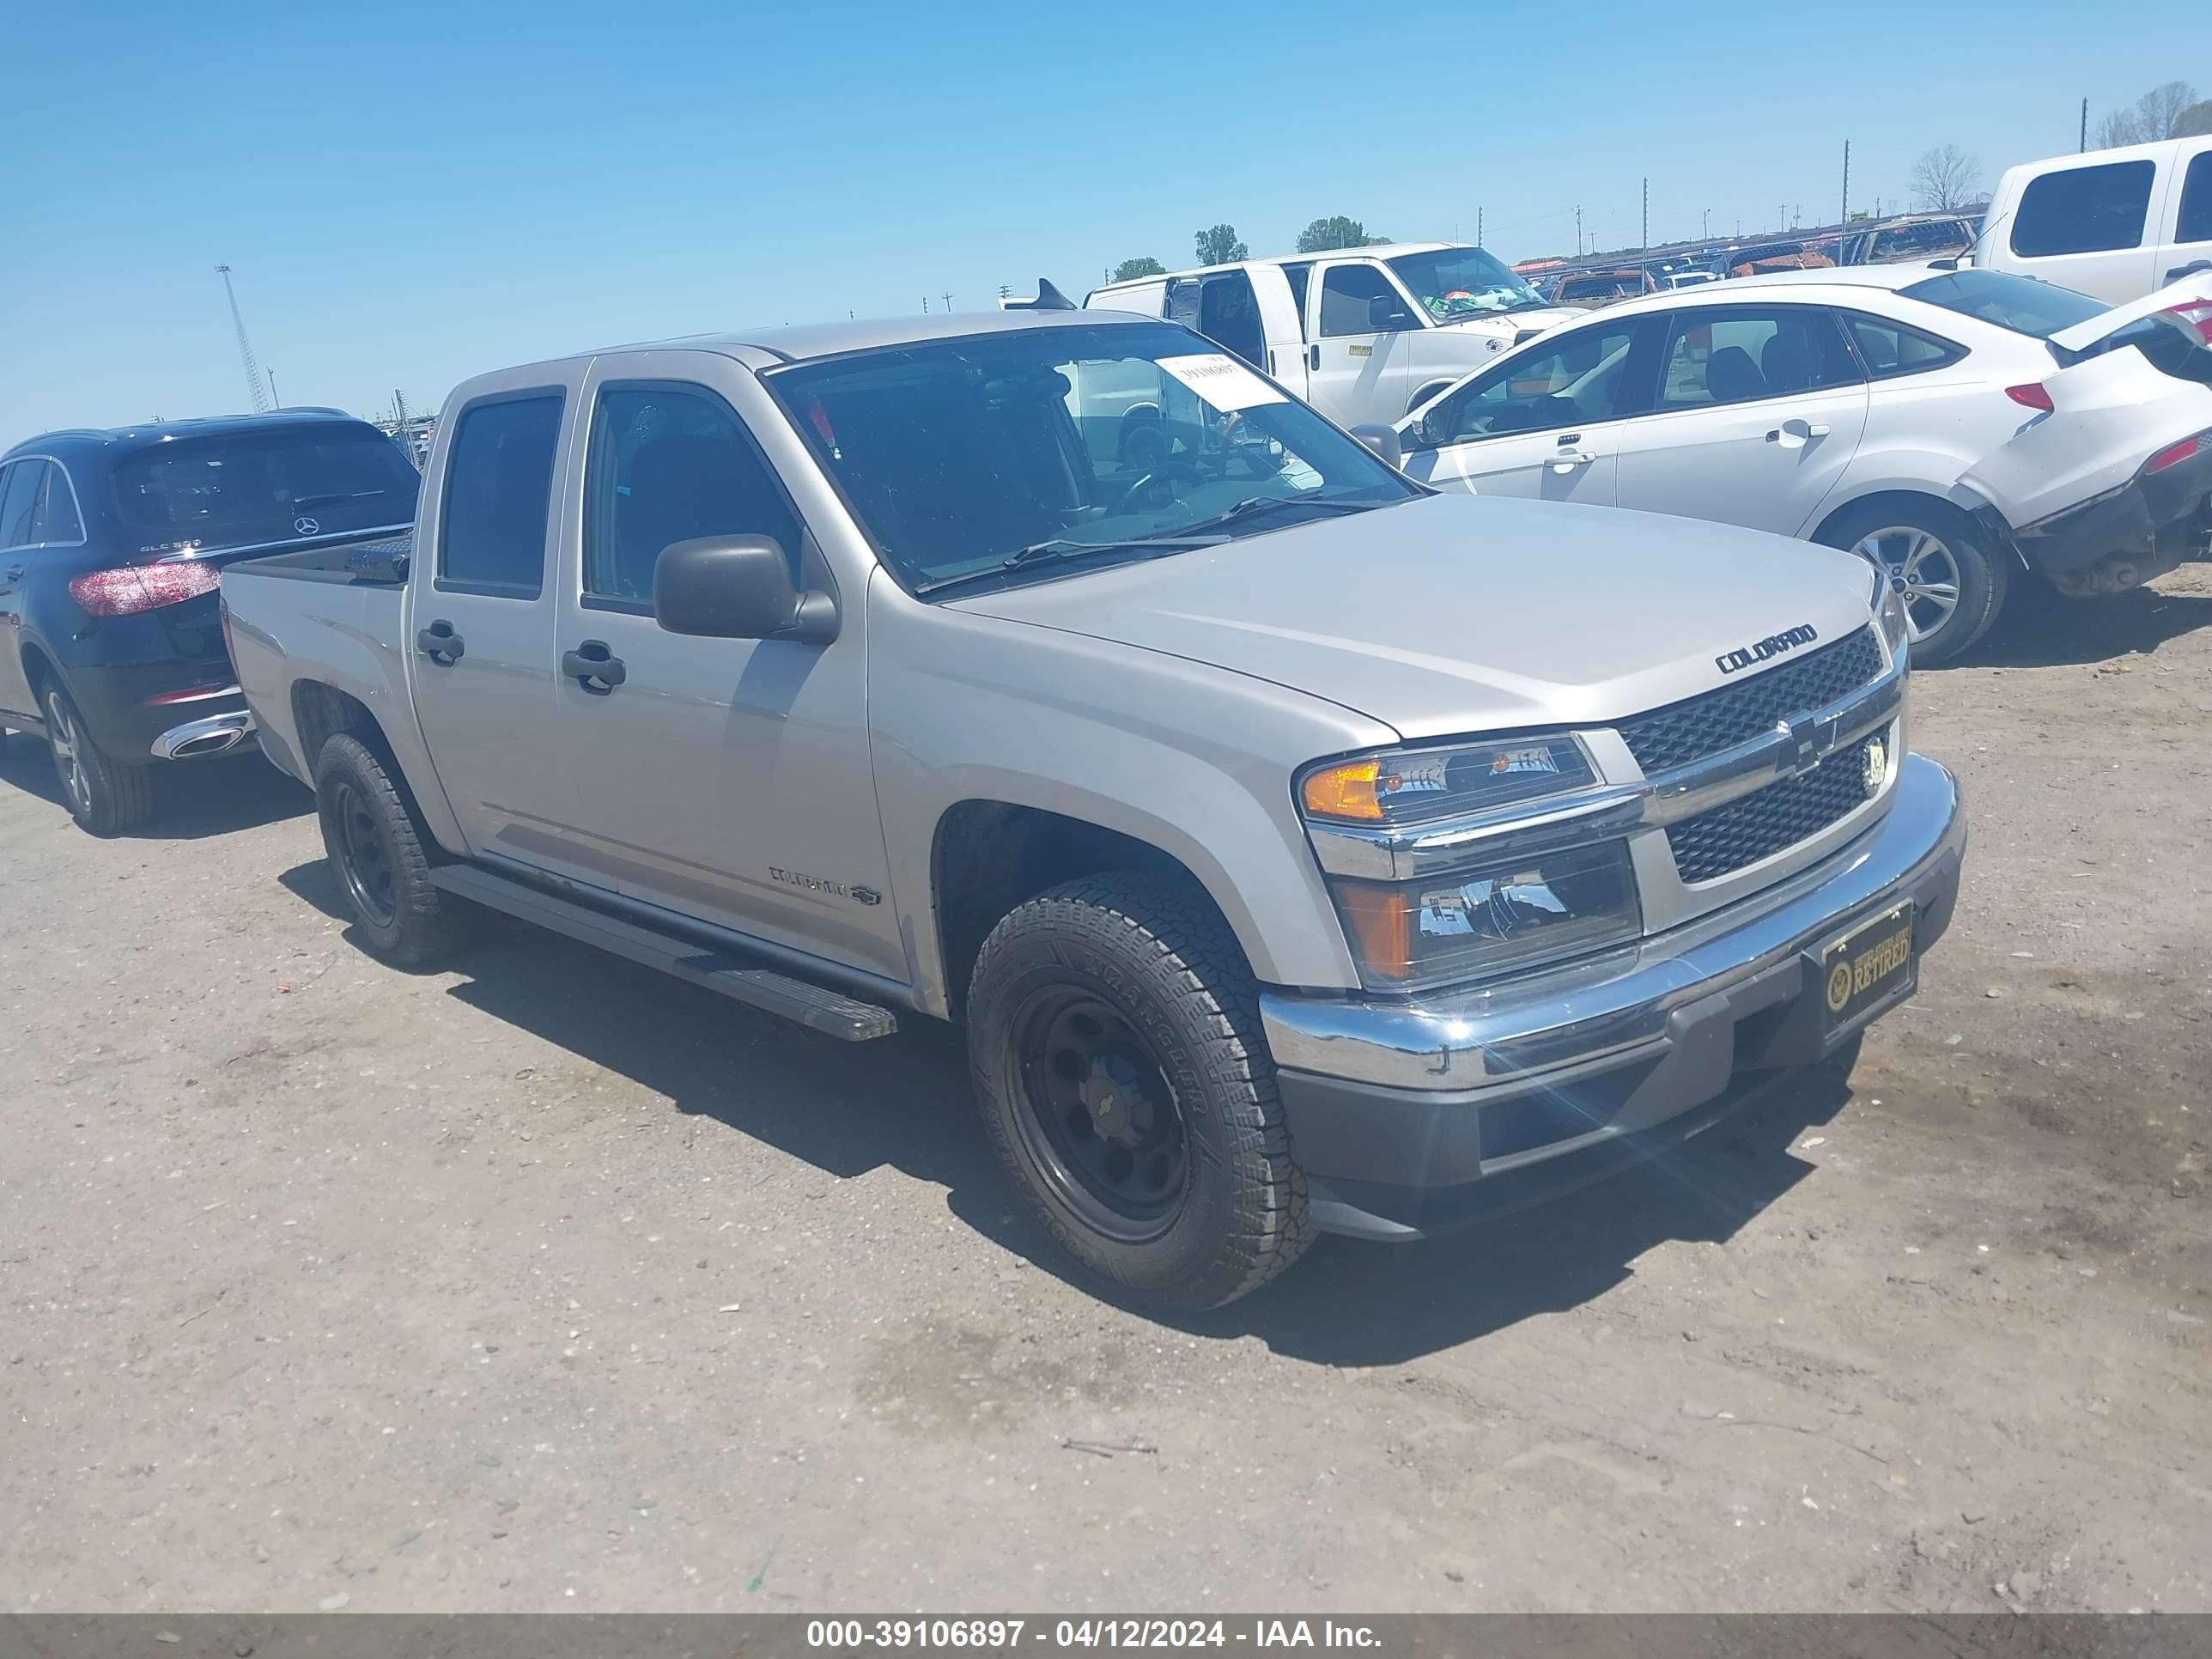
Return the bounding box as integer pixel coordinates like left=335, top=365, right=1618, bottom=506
left=2010, top=161, right=2155, bottom=257
left=1840, top=312, right=1964, bottom=379
left=1431, top=319, right=1644, bottom=441
left=1656, top=308, right=1858, bottom=408
left=30, top=463, right=82, bottom=544
left=583, top=385, right=802, bottom=605
left=2178, top=150, right=2212, bottom=245
left=438, top=393, right=564, bottom=596
left=1318, top=265, right=1413, bottom=337
left=0, top=461, right=43, bottom=549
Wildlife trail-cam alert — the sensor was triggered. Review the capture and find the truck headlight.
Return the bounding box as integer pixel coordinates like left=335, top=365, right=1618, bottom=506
left=1870, top=565, right=1911, bottom=665
left=1299, top=736, right=1641, bottom=992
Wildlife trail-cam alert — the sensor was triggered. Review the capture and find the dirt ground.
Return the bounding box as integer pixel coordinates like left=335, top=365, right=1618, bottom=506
left=2, top=572, right=2207, bottom=1615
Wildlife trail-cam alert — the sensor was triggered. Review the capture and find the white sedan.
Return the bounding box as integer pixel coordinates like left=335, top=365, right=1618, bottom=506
left=1391, top=265, right=2212, bottom=663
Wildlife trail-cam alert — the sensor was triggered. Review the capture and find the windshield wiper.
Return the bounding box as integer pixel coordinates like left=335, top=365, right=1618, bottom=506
left=289, top=489, right=388, bottom=507
left=915, top=534, right=1228, bottom=598
left=1180, top=495, right=1389, bottom=535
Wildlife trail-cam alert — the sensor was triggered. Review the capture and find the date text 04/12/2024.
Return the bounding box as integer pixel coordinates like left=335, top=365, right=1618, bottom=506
left=805, top=1621, right=1382, bottom=1650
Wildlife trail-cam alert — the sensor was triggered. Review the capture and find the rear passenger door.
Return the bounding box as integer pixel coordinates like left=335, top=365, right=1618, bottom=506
left=0, top=461, right=42, bottom=720
left=548, top=355, right=903, bottom=981
left=2157, top=147, right=2212, bottom=287
left=1611, top=305, right=1869, bottom=538
left=406, top=370, right=607, bottom=887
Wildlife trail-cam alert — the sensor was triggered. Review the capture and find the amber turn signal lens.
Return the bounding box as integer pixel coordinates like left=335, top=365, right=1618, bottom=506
left=1329, top=879, right=1413, bottom=981
left=1301, top=759, right=1383, bottom=821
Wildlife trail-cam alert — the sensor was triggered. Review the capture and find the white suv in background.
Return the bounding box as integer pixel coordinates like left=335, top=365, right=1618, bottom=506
left=1391, top=265, right=2212, bottom=665
left=1975, top=135, right=2212, bottom=304
left=1085, top=244, right=1583, bottom=428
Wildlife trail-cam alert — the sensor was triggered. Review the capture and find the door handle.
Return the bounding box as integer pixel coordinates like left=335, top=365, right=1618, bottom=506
left=3, top=564, right=22, bottom=582
left=1549, top=448, right=1595, bottom=471
left=1765, top=418, right=1829, bottom=447
left=416, top=620, right=465, bottom=663
left=1309, top=344, right=1321, bottom=371
left=561, top=639, right=627, bottom=691
left=2166, top=260, right=2211, bottom=283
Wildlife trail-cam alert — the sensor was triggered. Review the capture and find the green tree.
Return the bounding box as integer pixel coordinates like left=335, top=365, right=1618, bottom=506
left=1193, top=224, right=1248, bottom=265
left=1296, top=216, right=1383, bottom=253
left=1111, top=255, right=1167, bottom=282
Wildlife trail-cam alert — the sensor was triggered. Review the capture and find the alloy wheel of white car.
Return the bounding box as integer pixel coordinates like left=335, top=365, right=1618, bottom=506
left=1850, top=526, right=1961, bottom=644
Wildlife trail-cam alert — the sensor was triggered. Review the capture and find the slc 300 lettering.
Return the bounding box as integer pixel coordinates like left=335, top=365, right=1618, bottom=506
left=1715, top=623, right=1818, bottom=675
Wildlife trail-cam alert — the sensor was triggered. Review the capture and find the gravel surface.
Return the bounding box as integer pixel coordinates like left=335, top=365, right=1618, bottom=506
left=3, top=574, right=2207, bottom=1613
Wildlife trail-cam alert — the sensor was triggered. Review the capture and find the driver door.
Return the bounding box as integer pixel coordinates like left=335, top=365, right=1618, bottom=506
left=1304, top=260, right=1419, bottom=424
left=1399, top=315, right=1651, bottom=504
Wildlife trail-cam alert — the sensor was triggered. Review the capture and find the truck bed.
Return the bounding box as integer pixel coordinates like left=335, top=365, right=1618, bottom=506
left=230, top=531, right=414, bottom=587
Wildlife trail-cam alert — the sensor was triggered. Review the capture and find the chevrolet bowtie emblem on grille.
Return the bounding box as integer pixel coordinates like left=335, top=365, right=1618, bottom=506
left=1778, top=713, right=1822, bottom=775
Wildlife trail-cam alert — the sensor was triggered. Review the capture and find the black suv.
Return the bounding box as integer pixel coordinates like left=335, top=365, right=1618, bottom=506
left=0, top=410, right=419, bottom=833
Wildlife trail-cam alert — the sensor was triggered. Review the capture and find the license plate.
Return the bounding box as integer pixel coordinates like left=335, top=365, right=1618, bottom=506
left=1818, top=902, right=1916, bottom=1038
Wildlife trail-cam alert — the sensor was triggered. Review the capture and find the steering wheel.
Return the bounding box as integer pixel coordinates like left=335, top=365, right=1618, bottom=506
left=1110, top=459, right=1205, bottom=513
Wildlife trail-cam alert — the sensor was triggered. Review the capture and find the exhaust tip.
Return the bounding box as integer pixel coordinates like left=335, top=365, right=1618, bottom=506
left=169, top=730, right=242, bottom=758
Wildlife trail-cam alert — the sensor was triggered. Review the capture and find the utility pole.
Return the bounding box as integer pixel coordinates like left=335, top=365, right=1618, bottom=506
left=1702, top=207, right=1711, bottom=240
left=1574, top=204, right=1582, bottom=256
left=214, top=265, right=270, bottom=414
left=2080, top=97, right=2089, bottom=152
left=1641, top=178, right=1649, bottom=251
left=1476, top=204, right=1483, bottom=246
left=921, top=296, right=928, bottom=313
left=941, top=292, right=951, bottom=313
left=1840, top=139, right=1851, bottom=226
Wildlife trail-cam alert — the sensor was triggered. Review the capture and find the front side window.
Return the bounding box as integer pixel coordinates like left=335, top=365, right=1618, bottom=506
left=1385, top=246, right=1551, bottom=320
left=2011, top=161, right=2155, bottom=257
left=584, top=385, right=801, bottom=605
left=439, top=393, right=563, bottom=596
left=1656, top=308, right=1858, bottom=408
left=1318, top=264, right=1413, bottom=336
left=767, top=322, right=1419, bottom=597
left=2178, top=151, right=2212, bottom=245
left=1430, top=319, right=1644, bottom=441
left=111, top=424, right=420, bottom=554
left=1840, top=311, right=1965, bottom=379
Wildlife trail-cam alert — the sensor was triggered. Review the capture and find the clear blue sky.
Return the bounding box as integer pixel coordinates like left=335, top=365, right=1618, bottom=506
left=0, top=1, right=2187, bottom=446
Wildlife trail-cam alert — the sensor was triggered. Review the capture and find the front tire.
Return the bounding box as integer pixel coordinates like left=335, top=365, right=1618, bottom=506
left=313, top=732, right=472, bottom=968
left=965, top=872, right=1314, bottom=1310
left=41, top=682, right=153, bottom=836
left=1816, top=500, right=2006, bottom=667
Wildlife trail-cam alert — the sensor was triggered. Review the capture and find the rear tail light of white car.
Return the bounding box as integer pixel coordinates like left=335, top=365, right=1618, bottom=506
left=2161, top=299, right=2212, bottom=347
left=2004, top=384, right=2055, bottom=412
left=2144, top=434, right=2206, bottom=476
left=68, top=562, right=222, bottom=617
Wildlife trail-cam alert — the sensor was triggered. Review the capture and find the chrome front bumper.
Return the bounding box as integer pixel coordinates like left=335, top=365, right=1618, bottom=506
left=1261, top=753, right=1966, bottom=1234
left=150, top=708, right=258, bottom=761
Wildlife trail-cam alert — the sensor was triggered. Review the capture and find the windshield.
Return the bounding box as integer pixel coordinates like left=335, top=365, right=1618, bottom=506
left=1386, top=247, right=1549, bottom=320
left=1900, top=269, right=2106, bottom=338
left=766, top=323, right=1419, bottom=596
left=112, top=423, right=420, bottom=553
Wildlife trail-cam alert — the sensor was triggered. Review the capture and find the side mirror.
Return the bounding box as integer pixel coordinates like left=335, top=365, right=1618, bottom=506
left=1349, top=422, right=1403, bottom=469
left=1368, top=295, right=1414, bottom=331
left=653, top=535, right=838, bottom=645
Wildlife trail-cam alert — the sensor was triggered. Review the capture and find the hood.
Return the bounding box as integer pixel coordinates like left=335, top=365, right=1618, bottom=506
left=950, top=494, right=1880, bottom=741
left=1436, top=305, right=1584, bottom=337
left=2048, top=270, right=2212, bottom=354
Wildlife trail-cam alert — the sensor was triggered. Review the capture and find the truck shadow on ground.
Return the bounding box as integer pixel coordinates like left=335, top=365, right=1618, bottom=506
left=1961, top=580, right=2212, bottom=669
left=0, top=745, right=310, bottom=839
left=279, top=858, right=1854, bottom=1366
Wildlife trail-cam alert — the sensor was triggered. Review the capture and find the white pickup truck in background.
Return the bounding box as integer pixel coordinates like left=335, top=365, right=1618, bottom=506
left=1085, top=243, right=1583, bottom=428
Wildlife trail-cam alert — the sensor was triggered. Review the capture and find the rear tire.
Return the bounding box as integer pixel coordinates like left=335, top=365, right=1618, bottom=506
left=313, top=732, right=473, bottom=968
left=965, top=872, right=1314, bottom=1310
left=40, top=682, right=154, bottom=836
left=1815, top=499, right=2006, bottom=668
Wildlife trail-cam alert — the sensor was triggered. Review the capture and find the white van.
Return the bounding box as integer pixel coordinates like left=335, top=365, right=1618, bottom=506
left=1085, top=244, right=1583, bottom=428
left=1975, top=135, right=2212, bottom=305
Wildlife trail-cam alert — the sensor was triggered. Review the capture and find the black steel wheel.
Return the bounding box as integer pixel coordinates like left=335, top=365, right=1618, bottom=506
left=326, top=774, right=399, bottom=929
left=313, top=732, right=474, bottom=968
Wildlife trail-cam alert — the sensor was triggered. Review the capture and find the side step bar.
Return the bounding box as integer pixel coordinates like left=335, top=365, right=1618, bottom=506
left=429, top=864, right=898, bottom=1042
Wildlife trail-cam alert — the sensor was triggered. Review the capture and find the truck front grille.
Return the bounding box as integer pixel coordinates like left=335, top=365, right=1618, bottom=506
left=1618, top=628, right=1884, bottom=775
left=1668, top=734, right=1881, bottom=884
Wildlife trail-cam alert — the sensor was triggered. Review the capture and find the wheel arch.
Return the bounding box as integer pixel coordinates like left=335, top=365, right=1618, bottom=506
left=289, top=678, right=461, bottom=859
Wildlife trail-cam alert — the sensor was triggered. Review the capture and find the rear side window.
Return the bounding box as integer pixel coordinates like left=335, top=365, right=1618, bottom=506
left=31, top=462, right=83, bottom=544
left=1164, top=279, right=1201, bottom=331
left=2179, top=151, right=2212, bottom=245
left=1841, top=312, right=1965, bottom=380
left=1280, top=263, right=1313, bottom=331
left=1197, top=271, right=1265, bottom=368
left=583, top=385, right=802, bottom=605
left=2010, top=161, right=2155, bottom=257
left=1656, top=308, right=1858, bottom=408
left=439, top=393, right=564, bottom=597
left=0, top=462, right=40, bottom=549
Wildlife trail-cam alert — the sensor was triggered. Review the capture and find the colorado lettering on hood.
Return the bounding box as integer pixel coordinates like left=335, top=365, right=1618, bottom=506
left=1716, top=623, right=1819, bottom=676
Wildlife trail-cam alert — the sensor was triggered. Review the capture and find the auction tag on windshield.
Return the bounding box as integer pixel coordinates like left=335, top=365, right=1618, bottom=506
left=1157, top=353, right=1286, bottom=411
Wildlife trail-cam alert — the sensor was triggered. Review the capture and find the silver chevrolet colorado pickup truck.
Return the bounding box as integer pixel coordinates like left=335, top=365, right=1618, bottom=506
left=221, top=308, right=1965, bottom=1309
